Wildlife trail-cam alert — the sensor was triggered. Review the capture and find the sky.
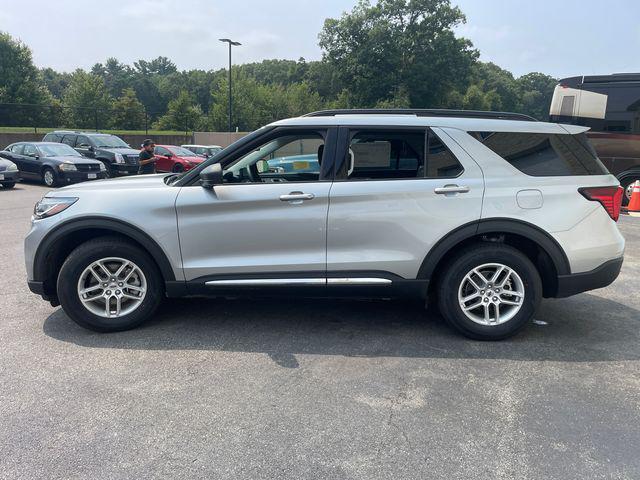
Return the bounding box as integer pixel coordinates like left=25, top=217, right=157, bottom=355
left=1, top=0, right=639, bottom=79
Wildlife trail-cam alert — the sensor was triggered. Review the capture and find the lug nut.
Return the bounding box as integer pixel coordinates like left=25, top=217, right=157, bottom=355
left=115, top=290, right=121, bottom=295
left=483, top=298, right=489, bottom=302
left=493, top=297, right=498, bottom=301
left=118, top=282, right=123, bottom=287
left=106, top=290, right=111, bottom=295
left=480, top=290, right=485, bottom=294
left=102, top=283, right=108, bottom=287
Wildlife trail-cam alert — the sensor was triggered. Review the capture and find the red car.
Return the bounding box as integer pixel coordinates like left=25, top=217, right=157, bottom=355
left=153, top=145, right=205, bottom=173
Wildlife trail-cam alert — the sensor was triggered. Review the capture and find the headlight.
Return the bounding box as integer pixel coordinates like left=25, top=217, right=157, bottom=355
left=59, top=162, right=77, bottom=172
left=33, top=197, right=78, bottom=220
left=6, top=162, right=18, bottom=172
left=114, top=153, right=125, bottom=164
left=99, top=162, right=106, bottom=171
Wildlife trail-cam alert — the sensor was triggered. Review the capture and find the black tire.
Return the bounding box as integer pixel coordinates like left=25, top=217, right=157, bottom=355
left=1, top=182, right=15, bottom=189
left=172, top=163, right=184, bottom=173
left=620, top=176, right=640, bottom=206
left=42, top=167, right=58, bottom=187
left=56, top=236, right=163, bottom=332
left=437, top=243, right=542, bottom=341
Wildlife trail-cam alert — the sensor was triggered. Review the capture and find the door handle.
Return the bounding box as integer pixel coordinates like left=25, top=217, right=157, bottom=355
left=434, top=185, right=470, bottom=195
left=279, top=192, right=315, bottom=202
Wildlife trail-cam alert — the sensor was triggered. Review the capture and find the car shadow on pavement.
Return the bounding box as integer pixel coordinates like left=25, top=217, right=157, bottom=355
left=43, top=293, right=640, bottom=367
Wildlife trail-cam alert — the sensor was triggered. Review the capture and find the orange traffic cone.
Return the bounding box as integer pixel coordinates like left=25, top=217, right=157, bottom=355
left=629, top=180, right=640, bottom=217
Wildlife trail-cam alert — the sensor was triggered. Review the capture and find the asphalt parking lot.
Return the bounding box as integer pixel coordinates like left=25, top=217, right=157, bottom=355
left=1, top=181, right=639, bottom=480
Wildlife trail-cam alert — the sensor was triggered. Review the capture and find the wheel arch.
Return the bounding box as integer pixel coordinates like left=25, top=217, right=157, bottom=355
left=419, top=218, right=571, bottom=298
left=33, top=217, right=176, bottom=298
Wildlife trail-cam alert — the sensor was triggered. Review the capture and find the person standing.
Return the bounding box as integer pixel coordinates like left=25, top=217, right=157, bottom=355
left=138, top=139, right=157, bottom=174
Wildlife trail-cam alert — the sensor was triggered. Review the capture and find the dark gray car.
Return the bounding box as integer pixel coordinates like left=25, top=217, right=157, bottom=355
left=1, top=142, right=107, bottom=187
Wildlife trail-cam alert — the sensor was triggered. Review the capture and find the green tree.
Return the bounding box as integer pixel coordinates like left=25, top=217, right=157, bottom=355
left=0, top=32, right=54, bottom=126
left=516, top=72, right=557, bottom=120
left=91, top=57, right=134, bottom=98
left=134, top=56, right=178, bottom=75
left=110, top=88, right=146, bottom=130
left=318, top=0, right=477, bottom=108
left=63, top=70, right=113, bottom=129
left=154, top=90, right=205, bottom=131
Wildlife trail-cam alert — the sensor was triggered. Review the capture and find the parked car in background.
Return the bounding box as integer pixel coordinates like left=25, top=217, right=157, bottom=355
left=24, top=109, right=624, bottom=340
left=1, top=142, right=106, bottom=187
left=181, top=144, right=223, bottom=158
left=266, top=153, right=319, bottom=173
left=154, top=145, right=205, bottom=172
left=549, top=73, right=640, bottom=204
left=42, top=131, right=140, bottom=178
left=0, top=157, right=20, bottom=189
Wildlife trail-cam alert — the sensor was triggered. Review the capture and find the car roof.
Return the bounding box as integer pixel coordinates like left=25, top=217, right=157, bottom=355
left=270, top=114, right=587, bottom=134
left=182, top=144, right=222, bottom=148
left=48, top=131, right=116, bottom=136
left=13, top=141, right=74, bottom=146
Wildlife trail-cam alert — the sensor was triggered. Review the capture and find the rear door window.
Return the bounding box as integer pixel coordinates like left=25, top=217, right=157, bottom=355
left=61, top=135, right=77, bottom=147
left=9, top=144, right=24, bottom=155
left=470, top=131, right=608, bottom=176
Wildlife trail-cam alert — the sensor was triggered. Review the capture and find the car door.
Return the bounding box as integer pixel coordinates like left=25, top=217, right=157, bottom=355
left=75, top=135, right=95, bottom=158
left=175, top=127, right=336, bottom=286
left=154, top=146, right=171, bottom=172
left=326, top=126, right=485, bottom=281
left=20, top=144, right=44, bottom=178
left=2, top=144, right=27, bottom=175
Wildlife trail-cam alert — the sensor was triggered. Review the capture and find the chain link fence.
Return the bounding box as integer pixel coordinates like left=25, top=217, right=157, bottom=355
left=0, top=103, right=195, bottom=135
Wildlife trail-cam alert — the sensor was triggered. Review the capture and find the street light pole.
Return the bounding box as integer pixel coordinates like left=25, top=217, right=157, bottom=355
left=219, top=38, right=241, bottom=133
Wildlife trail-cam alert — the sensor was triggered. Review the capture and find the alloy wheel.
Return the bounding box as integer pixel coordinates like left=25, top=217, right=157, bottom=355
left=76, top=257, right=147, bottom=318
left=457, top=263, right=525, bottom=326
left=43, top=170, right=55, bottom=186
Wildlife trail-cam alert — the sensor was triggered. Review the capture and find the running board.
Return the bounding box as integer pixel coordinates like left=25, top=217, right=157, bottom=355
left=204, top=277, right=392, bottom=287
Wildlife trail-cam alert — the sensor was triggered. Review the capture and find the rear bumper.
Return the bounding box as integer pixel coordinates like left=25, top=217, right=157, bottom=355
left=555, top=257, right=623, bottom=298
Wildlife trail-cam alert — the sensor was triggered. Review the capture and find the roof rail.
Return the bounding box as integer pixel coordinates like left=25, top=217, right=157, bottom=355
left=303, top=108, right=537, bottom=122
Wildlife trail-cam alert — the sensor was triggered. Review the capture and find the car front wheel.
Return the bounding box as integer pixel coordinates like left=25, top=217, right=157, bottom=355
left=56, top=237, right=163, bottom=332
left=42, top=167, right=58, bottom=187
left=437, top=243, right=542, bottom=340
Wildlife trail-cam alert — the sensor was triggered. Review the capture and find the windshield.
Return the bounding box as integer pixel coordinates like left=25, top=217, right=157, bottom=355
left=92, top=135, right=129, bottom=148
left=39, top=144, right=81, bottom=157
left=169, top=146, right=199, bottom=157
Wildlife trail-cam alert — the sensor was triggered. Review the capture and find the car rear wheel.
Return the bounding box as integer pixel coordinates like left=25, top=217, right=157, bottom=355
left=437, top=243, right=542, bottom=340
left=42, top=167, right=58, bottom=187
left=172, top=163, right=184, bottom=173
left=56, top=237, right=163, bottom=332
left=1, top=182, right=15, bottom=189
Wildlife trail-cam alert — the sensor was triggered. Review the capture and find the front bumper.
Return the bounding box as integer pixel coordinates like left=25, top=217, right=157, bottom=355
left=112, top=164, right=139, bottom=175
left=555, top=257, right=623, bottom=298
left=0, top=170, right=20, bottom=183
left=58, top=171, right=108, bottom=184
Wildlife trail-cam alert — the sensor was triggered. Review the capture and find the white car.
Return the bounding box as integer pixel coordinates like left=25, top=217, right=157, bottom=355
left=181, top=144, right=223, bottom=158
left=25, top=109, right=625, bottom=340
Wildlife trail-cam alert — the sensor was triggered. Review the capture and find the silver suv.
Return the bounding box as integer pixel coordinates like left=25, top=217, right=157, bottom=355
left=25, top=109, right=625, bottom=340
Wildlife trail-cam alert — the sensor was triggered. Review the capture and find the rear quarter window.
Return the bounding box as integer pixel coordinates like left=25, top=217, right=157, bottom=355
left=469, top=131, right=608, bottom=176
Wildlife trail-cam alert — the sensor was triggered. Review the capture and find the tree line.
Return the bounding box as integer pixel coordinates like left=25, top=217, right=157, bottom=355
left=0, top=0, right=558, bottom=132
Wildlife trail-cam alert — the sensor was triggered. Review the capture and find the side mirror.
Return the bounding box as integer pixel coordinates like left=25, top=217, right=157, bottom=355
left=88, top=145, right=95, bottom=152
left=166, top=152, right=173, bottom=158
left=200, top=163, right=223, bottom=188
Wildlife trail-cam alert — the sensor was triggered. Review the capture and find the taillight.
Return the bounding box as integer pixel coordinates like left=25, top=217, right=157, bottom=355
left=579, top=186, right=624, bottom=222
